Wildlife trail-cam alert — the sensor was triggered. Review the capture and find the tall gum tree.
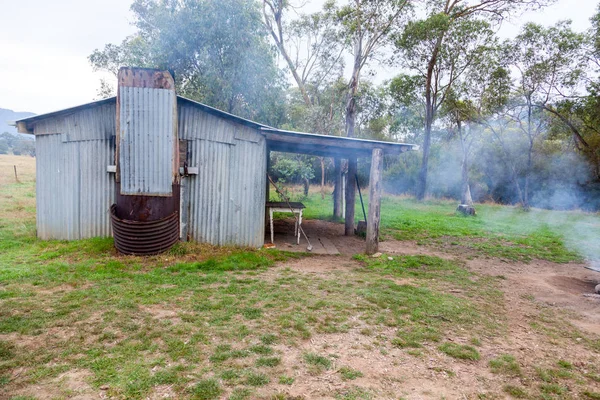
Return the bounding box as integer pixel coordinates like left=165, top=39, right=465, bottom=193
left=394, top=0, right=554, bottom=201
left=337, top=0, right=410, bottom=234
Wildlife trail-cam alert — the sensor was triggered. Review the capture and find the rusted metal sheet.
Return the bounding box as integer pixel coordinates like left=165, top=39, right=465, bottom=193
left=110, top=205, right=179, bottom=255
left=114, top=184, right=180, bottom=222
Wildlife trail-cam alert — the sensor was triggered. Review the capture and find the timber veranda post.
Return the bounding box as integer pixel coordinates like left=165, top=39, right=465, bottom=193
left=366, top=148, right=383, bottom=255
left=345, top=157, right=357, bottom=236
left=333, top=158, right=343, bottom=219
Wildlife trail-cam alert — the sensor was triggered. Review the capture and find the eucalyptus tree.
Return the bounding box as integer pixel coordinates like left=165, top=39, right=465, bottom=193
left=336, top=0, right=411, bottom=234
left=394, top=0, right=555, bottom=201
left=89, top=0, right=286, bottom=126
left=499, top=21, right=587, bottom=208
left=336, top=0, right=410, bottom=139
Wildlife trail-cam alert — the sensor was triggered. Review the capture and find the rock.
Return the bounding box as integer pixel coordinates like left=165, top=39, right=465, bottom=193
left=388, top=257, right=393, bottom=261
left=595, top=284, right=600, bottom=294
left=457, top=204, right=476, bottom=216
left=372, top=252, right=382, bottom=258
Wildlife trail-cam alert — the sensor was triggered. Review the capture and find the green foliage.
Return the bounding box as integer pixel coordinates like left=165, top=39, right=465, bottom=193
left=244, top=372, right=270, bottom=386
left=89, top=0, right=286, bottom=126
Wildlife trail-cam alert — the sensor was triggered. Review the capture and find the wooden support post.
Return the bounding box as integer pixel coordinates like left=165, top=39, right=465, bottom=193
left=345, top=157, right=357, bottom=236
left=266, top=148, right=271, bottom=202
left=333, top=158, right=342, bottom=219
left=366, top=148, right=383, bottom=254
left=14, top=165, right=19, bottom=183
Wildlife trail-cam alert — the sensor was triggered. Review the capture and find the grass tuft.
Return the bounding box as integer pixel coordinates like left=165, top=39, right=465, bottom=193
left=489, top=354, right=522, bottom=376
left=189, top=378, right=222, bottom=400
left=438, top=343, right=480, bottom=361
left=303, top=352, right=332, bottom=370
left=339, top=366, right=364, bottom=380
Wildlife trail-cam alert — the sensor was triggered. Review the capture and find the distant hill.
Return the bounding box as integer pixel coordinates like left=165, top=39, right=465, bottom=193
left=0, top=108, right=36, bottom=135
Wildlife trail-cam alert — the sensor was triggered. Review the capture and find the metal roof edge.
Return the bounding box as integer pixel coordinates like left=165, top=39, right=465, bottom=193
left=14, top=97, right=117, bottom=125
left=260, top=127, right=417, bottom=150
left=176, top=96, right=271, bottom=130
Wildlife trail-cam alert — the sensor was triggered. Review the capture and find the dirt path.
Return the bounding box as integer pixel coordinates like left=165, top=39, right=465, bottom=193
left=270, top=241, right=600, bottom=399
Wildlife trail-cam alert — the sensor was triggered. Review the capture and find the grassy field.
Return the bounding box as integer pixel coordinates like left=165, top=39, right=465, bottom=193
left=282, top=186, right=598, bottom=264
left=2, top=155, right=600, bottom=399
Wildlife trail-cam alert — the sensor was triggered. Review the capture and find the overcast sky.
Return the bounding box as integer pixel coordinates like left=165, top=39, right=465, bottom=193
left=1, top=0, right=598, bottom=114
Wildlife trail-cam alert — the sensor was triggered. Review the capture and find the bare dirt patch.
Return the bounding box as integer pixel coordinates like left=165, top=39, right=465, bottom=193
left=11, top=369, right=97, bottom=400
left=140, top=304, right=183, bottom=324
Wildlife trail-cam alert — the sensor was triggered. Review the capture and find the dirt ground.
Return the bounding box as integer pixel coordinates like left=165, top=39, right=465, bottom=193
left=256, top=239, right=600, bottom=399
left=256, top=218, right=600, bottom=399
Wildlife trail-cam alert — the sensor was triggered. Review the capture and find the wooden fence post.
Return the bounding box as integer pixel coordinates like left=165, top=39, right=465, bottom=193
left=345, top=157, right=357, bottom=236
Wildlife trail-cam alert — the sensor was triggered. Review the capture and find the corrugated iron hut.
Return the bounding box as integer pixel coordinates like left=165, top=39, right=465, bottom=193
left=14, top=67, right=415, bottom=254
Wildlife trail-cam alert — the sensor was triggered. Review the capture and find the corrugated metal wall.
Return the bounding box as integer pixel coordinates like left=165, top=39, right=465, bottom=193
left=34, top=103, right=115, bottom=240
left=179, top=104, right=266, bottom=247
left=119, top=87, right=175, bottom=195
left=33, top=100, right=265, bottom=247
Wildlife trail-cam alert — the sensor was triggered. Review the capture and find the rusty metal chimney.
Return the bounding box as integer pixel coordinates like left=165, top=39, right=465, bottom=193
left=110, top=67, right=180, bottom=255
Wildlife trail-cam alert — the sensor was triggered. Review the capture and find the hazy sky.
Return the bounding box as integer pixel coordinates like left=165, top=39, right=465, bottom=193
left=0, top=0, right=598, bottom=114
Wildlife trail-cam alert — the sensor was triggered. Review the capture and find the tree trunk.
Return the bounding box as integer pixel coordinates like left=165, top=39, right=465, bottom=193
left=459, top=124, right=473, bottom=206
left=303, top=177, right=309, bottom=197
left=416, top=33, right=444, bottom=201
left=345, top=158, right=357, bottom=236
left=345, top=35, right=362, bottom=138
left=333, top=158, right=343, bottom=219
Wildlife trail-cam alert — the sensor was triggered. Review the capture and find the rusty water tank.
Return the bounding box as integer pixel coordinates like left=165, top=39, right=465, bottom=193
left=111, top=67, right=180, bottom=255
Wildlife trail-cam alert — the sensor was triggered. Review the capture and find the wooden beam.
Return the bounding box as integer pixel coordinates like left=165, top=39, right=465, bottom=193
left=345, top=157, right=357, bottom=236
left=333, top=158, right=342, bottom=219
left=16, top=121, right=33, bottom=134
left=366, top=148, right=383, bottom=254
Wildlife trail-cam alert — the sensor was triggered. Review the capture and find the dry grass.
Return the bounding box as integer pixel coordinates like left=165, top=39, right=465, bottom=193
left=0, top=154, right=35, bottom=186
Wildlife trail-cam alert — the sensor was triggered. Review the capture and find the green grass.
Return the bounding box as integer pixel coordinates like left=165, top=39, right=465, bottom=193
left=489, top=354, right=522, bottom=376
left=189, top=378, right=223, bottom=400
left=339, top=366, right=364, bottom=380
left=284, top=191, right=598, bottom=264
left=438, top=343, right=481, bottom=361
left=304, top=352, right=333, bottom=372
left=503, top=385, right=528, bottom=398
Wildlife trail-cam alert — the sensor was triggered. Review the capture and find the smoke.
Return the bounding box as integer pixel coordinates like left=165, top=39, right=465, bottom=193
left=381, top=116, right=600, bottom=268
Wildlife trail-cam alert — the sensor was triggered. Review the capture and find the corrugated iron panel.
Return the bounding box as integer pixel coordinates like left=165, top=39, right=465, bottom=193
left=35, top=134, right=115, bottom=240
left=33, top=103, right=115, bottom=141
left=187, top=139, right=231, bottom=245
left=182, top=119, right=266, bottom=247
left=178, top=104, right=235, bottom=144
left=119, top=86, right=174, bottom=196
left=227, top=132, right=267, bottom=247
